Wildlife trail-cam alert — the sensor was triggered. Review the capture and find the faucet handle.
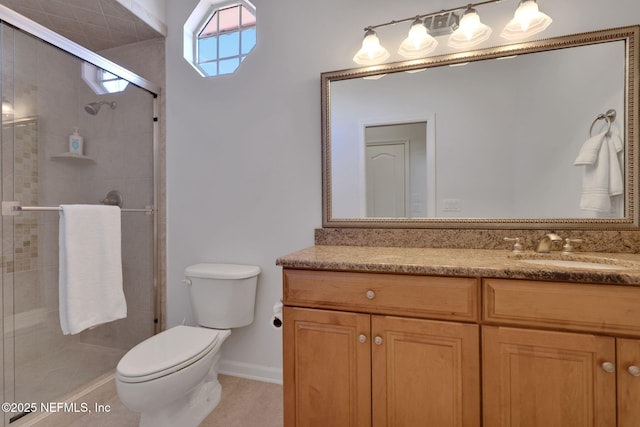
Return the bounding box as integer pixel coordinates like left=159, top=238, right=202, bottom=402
left=562, top=238, right=583, bottom=254
left=504, top=237, right=524, bottom=253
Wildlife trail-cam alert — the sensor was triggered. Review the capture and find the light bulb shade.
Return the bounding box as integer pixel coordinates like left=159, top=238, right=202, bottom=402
left=398, top=19, right=438, bottom=58
left=448, top=8, right=492, bottom=49
left=2, top=100, right=12, bottom=116
left=353, top=29, right=390, bottom=65
left=501, top=0, right=552, bottom=40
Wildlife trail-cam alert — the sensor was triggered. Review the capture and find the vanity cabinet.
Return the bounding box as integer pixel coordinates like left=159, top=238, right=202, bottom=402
left=282, top=269, right=640, bottom=427
left=483, top=279, right=640, bottom=427
left=482, top=326, right=616, bottom=426
left=282, top=269, right=481, bottom=427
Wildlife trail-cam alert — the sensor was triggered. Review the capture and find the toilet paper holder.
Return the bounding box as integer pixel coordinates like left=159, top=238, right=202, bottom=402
left=272, top=300, right=283, bottom=329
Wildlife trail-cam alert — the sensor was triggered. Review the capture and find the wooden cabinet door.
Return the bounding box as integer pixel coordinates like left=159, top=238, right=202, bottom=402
left=283, top=307, right=371, bottom=427
left=371, top=316, right=480, bottom=427
left=482, top=326, right=616, bottom=427
left=617, top=338, right=640, bottom=427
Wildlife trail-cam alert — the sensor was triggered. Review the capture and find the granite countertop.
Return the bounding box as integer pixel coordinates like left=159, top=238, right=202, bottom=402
left=276, top=245, right=640, bottom=285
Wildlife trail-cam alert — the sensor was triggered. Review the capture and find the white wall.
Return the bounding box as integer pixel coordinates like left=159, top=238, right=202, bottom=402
left=165, top=0, right=640, bottom=382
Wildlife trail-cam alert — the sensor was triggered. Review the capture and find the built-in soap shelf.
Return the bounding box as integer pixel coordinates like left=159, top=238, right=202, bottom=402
left=50, top=152, right=95, bottom=163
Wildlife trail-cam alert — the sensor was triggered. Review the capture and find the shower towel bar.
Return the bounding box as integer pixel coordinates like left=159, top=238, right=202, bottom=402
left=1, top=201, right=153, bottom=216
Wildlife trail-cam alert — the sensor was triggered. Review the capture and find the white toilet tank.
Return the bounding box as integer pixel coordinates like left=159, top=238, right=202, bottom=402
left=185, top=263, right=260, bottom=329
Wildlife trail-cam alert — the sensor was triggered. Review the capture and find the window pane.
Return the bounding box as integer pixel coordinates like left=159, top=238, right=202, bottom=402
left=198, top=36, right=218, bottom=62
left=199, top=11, right=218, bottom=37
left=219, top=32, right=239, bottom=58
left=219, top=58, right=240, bottom=75
left=241, top=6, right=256, bottom=27
left=103, top=79, right=129, bottom=93
left=199, top=62, right=218, bottom=77
left=219, top=5, right=240, bottom=33
left=100, top=70, right=129, bottom=93
left=241, top=28, right=256, bottom=54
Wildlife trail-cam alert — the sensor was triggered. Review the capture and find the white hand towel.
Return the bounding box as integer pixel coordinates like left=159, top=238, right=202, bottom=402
left=608, top=130, right=624, bottom=197
left=59, top=205, right=126, bottom=335
left=575, top=126, right=624, bottom=213
left=574, top=131, right=606, bottom=165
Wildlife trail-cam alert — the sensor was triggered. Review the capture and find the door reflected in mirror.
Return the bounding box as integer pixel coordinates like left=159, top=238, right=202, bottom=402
left=364, top=122, right=433, bottom=218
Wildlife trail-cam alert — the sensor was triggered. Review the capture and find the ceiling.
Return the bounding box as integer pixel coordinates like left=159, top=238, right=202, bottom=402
left=0, top=0, right=164, bottom=51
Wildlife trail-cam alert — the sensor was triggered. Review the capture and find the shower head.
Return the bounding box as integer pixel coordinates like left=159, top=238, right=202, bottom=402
left=84, top=101, right=117, bottom=115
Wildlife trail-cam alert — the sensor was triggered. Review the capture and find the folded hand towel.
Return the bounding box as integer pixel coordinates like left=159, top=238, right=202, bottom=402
left=574, top=131, right=606, bottom=165
left=59, top=205, right=126, bottom=335
left=575, top=126, right=624, bottom=213
left=608, top=128, right=624, bottom=197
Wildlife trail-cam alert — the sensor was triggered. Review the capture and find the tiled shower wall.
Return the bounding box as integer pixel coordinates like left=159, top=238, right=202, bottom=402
left=3, top=120, right=39, bottom=275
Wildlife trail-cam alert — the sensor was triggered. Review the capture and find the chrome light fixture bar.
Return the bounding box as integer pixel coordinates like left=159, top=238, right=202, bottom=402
left=353, top=0, right=552, bottom=65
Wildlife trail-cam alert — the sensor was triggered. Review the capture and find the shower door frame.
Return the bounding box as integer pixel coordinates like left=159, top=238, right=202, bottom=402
left=0, top=5, right=162, bottom=423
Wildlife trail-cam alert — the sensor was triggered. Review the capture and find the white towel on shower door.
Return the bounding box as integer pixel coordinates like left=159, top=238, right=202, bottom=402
left=59, top=204, right=127, bottom=335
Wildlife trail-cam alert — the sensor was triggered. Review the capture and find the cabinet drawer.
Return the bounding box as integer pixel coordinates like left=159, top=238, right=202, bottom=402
left=483, top=278, right=640, bottom=336
left=284, top=269, right=479, bottom=322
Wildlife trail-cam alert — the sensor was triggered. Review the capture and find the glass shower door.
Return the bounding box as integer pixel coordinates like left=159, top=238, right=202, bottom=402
left=1, top=115, right=42, bottom=424
left=0, top=20, right=157, bottom=425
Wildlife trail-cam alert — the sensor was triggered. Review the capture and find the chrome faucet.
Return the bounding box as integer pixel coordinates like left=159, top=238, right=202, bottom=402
left=536, top=232, right=562, bottom=253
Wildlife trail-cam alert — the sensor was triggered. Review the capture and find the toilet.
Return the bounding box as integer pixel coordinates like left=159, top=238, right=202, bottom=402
left=116, top=263, right=260, bottom=427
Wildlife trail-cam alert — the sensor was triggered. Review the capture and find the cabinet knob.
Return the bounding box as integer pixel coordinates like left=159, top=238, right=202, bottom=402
left=374, top=336, right=383, bottom=345
left=365, top=290, right=376, bottom=300
left=628, top=365, right=640, bottom=377
left=601, top=362, right=615, bottom=373
left=358, top=334, right=367, bottom=344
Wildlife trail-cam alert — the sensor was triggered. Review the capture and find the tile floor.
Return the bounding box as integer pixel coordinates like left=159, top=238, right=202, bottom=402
left=69, top=375, right=283, bottom=426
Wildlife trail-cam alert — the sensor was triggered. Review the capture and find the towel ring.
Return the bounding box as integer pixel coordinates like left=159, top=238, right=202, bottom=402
left=589, top=109, right=616, bottom=137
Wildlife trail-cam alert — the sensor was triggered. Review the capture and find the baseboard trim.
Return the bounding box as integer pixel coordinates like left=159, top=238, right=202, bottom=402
left=218, top=360, right=283, bottom=385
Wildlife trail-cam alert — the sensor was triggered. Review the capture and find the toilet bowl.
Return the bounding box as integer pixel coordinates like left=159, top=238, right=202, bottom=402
left=116, top=325, right=231, bottom=427
left=116, top=263, right=260, bottom=427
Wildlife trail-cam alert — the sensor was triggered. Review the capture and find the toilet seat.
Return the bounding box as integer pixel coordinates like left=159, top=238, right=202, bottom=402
left=117, top=325, right=225, bottom=383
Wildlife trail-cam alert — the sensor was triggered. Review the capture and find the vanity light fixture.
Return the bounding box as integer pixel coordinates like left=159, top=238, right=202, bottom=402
left=397, top=17, right=439, bottom=58
left=353, top=28, right=390, bottom=66
left=501, top=0, right=552, bottom=40
left=353, top=0, right=552, bottom=65
left=448, top=7, right=492, bottom=49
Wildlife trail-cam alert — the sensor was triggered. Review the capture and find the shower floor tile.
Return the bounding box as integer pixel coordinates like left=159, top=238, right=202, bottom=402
left=13, top=342, right=126, bottom=406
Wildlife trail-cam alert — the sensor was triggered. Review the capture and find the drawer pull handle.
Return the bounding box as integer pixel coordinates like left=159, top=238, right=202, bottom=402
left=374, top=336, right=383, bottom=346
left=358, top=334, right=367, bottom=344
left=601, top=362, right=615, bottom=373
left=366, top=290, right=376, bottom=300
left=628, top=365, right=640, bottom=377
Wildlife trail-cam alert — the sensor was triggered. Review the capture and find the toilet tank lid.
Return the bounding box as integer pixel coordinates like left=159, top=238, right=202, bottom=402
left=185, top=263, right=261, bottom=280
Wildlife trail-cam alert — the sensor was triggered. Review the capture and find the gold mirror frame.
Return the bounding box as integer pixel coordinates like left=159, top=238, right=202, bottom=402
left=322, top=26, right=639, bottom=229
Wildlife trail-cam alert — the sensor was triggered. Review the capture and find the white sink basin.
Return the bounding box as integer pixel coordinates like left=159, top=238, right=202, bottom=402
left=519, top=259, right=632, bottom=271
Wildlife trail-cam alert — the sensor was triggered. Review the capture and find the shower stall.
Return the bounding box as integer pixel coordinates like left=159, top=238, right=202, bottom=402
left=0, top=8, right=159, bottom=426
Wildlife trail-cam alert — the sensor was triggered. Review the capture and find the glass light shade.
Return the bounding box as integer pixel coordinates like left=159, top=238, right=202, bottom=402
left=448, top=8, right=492, bottom=49
left=353, top=29, right=390, bottom=65
left=398, top=19, right=438, bottom=58
left=2, top=99, right=13, bottom=116
left=501, top=0, right=552, bottom=40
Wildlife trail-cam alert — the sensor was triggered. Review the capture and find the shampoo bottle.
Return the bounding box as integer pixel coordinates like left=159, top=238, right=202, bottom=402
left=69, top=127, right=83, bottom=155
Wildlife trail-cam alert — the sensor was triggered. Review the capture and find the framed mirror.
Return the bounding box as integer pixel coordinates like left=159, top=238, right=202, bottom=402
left=322, top=26, right=639, bottom=229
